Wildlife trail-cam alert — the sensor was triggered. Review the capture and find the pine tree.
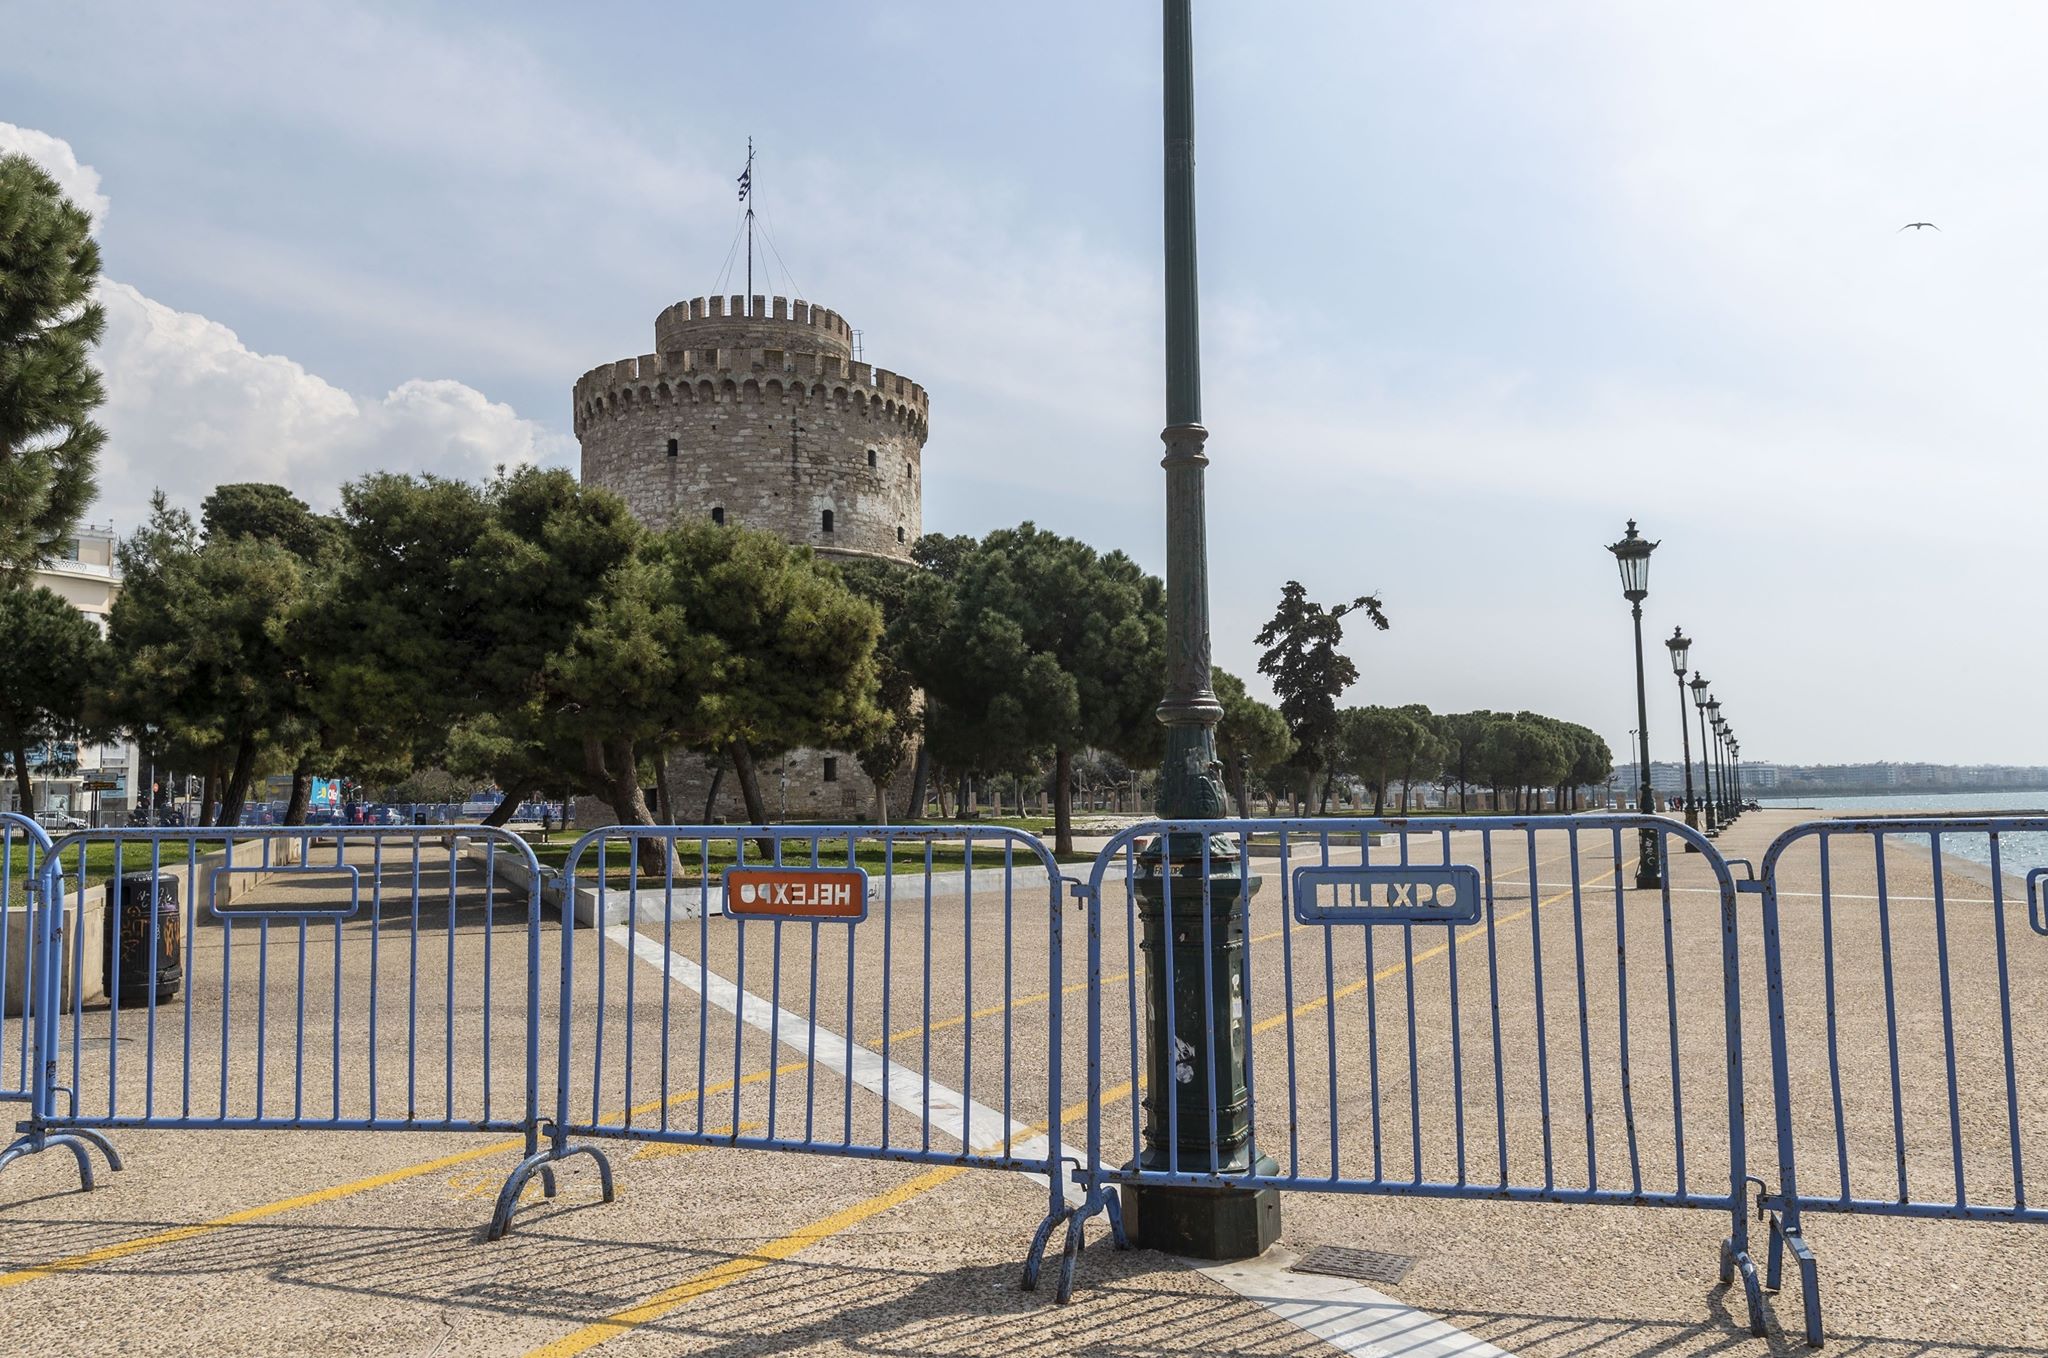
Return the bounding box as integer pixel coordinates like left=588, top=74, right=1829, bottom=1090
left=0, top=153, right=106, bottom=579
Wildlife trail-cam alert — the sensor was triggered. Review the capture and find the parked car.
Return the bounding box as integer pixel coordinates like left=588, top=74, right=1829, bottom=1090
left=36, top=810, right=86, bottom=831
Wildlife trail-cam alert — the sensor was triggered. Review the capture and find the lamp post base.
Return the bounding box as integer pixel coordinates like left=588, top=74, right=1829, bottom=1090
left=1125, top=1162, right=1283, bottom=1258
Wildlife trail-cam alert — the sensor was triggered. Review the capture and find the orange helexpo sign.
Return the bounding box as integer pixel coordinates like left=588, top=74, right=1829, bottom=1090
left=722, top=867, right=870, bottom=922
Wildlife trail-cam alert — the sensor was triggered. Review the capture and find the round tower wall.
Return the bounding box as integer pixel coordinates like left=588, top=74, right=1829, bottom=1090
left=577, top=365, right=924, bottom=559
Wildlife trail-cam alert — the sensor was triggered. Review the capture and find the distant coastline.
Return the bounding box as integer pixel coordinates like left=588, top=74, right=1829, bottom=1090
left=1763, top=782, right=2048, bottom=799
left=1758, top=789, right=2048, bottom=815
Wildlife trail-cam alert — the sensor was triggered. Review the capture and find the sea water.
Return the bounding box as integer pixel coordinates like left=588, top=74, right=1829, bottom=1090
left=1759, top=789, right=2048, bottom=880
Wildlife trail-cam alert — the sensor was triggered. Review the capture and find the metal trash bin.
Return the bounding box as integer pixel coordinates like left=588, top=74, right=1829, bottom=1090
left=103, top=873, right=182, bottom=1006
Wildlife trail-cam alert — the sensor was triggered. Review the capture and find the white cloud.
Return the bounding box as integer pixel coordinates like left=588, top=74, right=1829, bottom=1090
left=2, top=126, right=570, bottom=531
left=0, top=121, right=108, bottom=225
left=92, top=282, right=571, bottom=527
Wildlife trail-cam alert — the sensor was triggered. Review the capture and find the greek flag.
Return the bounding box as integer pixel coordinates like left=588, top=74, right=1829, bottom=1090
left=737, top=163, right=751, bottom=202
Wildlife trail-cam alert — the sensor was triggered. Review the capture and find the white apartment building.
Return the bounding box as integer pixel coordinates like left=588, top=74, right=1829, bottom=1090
left=4, top=524, right=139, bottom=825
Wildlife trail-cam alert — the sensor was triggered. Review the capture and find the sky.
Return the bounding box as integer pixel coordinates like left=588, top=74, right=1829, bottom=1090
left=2, top=1, right=2041, bottom=767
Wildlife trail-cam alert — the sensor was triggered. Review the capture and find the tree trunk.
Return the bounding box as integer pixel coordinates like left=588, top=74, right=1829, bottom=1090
left=217, top=735, right=259, bottom=827
left=702, top=764, right=726, bottom=822
left=729, top=740, right=770, bottom=824
left=482, top=781, right=533, bottom=828
left=958, top=772, right=971, bottom=821
left=652, top=745, right=675, bottom=825
left=8, top=734, right=32, bottom=817
left=906, top=745, right=929, bottom=822
left=1053, top=746, right=1074, bottom=855
left=282, top=752, right=315, bottom=825
left=583, top=734, right=655, bottom=826
left=198, top=756, right=220, bottom=828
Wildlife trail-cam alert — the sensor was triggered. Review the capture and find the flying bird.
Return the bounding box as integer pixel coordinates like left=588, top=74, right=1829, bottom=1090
left=1899, top=222, right=1940, bottom=232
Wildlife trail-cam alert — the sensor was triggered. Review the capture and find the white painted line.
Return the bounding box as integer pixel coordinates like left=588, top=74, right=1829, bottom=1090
left=602, top=923, right=1081, bottom=1207
left=1190, top=1245, right=1515, bottom=1358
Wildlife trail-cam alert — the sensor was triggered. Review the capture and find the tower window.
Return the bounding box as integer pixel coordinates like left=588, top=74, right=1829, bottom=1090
left=822, top=509, right=835, bottom=533
left=822, top=757, right=838, bottom=783
left=667, top=438, right=679, bottom=457
left=905, top=460, right=912, bottom=478
left=897, top=526, right=906, bottom=544
left=866, top=447, right=877, bottom=468
left=711, top=506, right=725, bottom=526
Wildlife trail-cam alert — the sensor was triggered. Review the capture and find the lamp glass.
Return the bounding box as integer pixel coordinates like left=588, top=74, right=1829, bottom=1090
left=1605, top=519, right=1657, bottom=601
left=1666, top=627, right=1691, bottom=676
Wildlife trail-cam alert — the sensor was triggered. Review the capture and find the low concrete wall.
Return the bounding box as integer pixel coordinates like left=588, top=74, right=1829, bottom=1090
left=457, top=838, right=614, bottom=926
left=2, top=838, right=304, bottom=1018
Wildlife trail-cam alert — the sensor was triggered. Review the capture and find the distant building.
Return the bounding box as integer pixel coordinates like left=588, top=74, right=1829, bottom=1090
left=1612, top=761, right=1692, bottom=797
left=2, top=525, right=139, bottom=824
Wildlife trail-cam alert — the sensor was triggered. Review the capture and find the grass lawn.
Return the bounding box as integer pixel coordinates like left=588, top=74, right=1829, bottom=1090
left=2, top=840, right=255, bottom=906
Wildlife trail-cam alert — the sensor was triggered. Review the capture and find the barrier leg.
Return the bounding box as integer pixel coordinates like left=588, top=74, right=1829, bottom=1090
left=487, top=1144, right=614, bottom=1240
left=0, top=1128, right=119, bottom=1191
left=1019, top=1204, right=1068, bottom=1293
left=1724, top=1235, right=1766, bottom=1338
left=1770, top=1214, right=1822, bottom=1348
left=1102, top=1183, right=1127, bottom=1248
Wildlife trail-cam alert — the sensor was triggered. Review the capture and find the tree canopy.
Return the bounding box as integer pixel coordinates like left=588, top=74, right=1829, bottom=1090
left=901, top=523, right=1164, bottom=852
left=1254, top=581, right=1389, bottom=812
left=0, top=154, right=104, bottom=582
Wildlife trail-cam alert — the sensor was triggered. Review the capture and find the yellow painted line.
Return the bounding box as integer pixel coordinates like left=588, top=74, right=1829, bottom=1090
left=0, top=1137, right=519, bottom=1289
left=525, top=1162, right=969, bottom=1358
left=531, top=855, right=1625, bottom=1356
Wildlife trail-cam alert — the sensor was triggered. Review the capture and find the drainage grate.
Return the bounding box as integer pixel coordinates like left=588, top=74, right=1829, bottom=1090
left=1289, top=1244, right=1415, bottom=1286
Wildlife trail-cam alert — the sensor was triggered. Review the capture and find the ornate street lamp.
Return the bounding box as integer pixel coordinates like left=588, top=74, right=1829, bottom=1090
left=1729, top=734, right=1743, bottom=814
left=1706, top=702, right=1726, bottom=822
left=1664, top=628, right=1698, bottom=835
left=1689, top=672, right=1716, bottom=834
left=1606, top=520, right=1662, bottom=888
left=1721, top=726, right=1737, bottom=822
left=1122, top=0, right=1277, bottom=1260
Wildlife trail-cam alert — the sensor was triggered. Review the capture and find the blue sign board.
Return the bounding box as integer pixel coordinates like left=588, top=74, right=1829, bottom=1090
left=1291, top=863, right=1483, bottom=926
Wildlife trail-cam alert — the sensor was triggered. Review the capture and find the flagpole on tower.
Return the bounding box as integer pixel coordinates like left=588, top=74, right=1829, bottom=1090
left=739, top=138, right=755, bottom=308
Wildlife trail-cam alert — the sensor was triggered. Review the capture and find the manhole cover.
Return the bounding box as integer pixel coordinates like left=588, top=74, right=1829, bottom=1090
left=1290, top=1244, right=1415, bottom=1286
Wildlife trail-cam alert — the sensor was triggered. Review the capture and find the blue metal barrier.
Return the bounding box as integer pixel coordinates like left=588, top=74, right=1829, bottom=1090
left=492, top=823, right=1075, bottom=1275
left=1, top=813, right=55, bottom=1111
left=1062, top=814, right=1763, bottom=1328
left=9, top=808, right=2036, bottom=1346
left=0, top=826, right=551, bottom=1224
left=1755, top=816, right=2048, bottom=1347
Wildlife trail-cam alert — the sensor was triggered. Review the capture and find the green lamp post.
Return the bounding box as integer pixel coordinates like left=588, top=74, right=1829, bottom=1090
left=1690, top=671, right=1717, bottom=834
left=1665, top=627, right=1698, bottom=837
left=1706, top=701, right=1726, bottom=821
left=1606, top=520, right=1663, bottom=889
left=1123, top=0, right=1279, bottom=1259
